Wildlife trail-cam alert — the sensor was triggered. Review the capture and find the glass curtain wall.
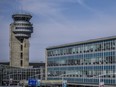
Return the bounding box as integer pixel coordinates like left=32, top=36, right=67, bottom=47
left=47, top=39, right=116, bottom=85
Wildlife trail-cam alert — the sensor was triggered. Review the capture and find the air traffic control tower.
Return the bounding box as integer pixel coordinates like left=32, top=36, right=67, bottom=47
left=10, top=13, right=33, bottom=68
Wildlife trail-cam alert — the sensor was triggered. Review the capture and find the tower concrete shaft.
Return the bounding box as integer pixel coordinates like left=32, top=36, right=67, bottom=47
left=10, top=13, right=33, bottom=68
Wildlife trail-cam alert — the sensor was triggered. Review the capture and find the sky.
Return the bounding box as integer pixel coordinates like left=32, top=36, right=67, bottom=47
left=0, top=0, right=116, bottom=62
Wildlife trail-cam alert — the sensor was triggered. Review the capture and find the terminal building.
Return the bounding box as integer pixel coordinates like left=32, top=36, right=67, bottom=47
left=0, top=62, right=45, bottom=86
left=46, top=36, right=116, bottom=87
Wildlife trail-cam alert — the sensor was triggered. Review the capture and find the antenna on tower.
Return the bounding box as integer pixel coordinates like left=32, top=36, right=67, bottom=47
left=13, top=0, right=30, bottom=15
left=15, top=0, right=24, bottom=14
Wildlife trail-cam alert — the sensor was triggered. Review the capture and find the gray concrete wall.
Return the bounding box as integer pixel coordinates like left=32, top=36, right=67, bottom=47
left=10, top=24, right=29, bottom=68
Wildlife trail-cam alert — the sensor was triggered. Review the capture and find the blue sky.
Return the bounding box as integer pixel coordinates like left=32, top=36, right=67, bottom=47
left=0, top=0, right=116, bottom=62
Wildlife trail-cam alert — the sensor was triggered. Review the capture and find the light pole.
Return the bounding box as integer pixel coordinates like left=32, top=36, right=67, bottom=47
left=8, top=75, right=12, bottom=86
left=7, top=73, right=21, bottom=86
left=29, top=73, right=41, bottom=87
left=93, top=72, right=116, bottom=87
left=29, top=72, right=45, bottom=87
left=56, top=72, right=77, bottom=87
left=29, top=73, right=45, bottom=80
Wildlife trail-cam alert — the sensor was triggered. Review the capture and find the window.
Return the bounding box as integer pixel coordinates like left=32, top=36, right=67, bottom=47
left=20, top=60, right=23, bottom=66
left=21, top=45, right=23, bottom=51
left=20, top=39, right=23, bottom=43
left=20, top=53, right=23, bottom=59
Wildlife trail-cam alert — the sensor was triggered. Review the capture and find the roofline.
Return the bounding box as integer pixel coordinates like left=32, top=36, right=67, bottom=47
left=46, top=35, right=116, bottom=50
left=12, top=13, right=32, bottom=19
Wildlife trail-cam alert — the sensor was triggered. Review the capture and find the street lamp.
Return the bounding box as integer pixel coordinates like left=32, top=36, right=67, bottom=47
left=29, top=73, right=45, bottom=80
left=7, top=73, right=21, bottom=86
left=94, top=72, right=116, bottom=87
left=29, top=72, right=45, bottom=87
left=56, top=72, right=77, bottom=87
left=29, top=68, right=44, bottom=79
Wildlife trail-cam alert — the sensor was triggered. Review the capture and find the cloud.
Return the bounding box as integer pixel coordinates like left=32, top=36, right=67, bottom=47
left=76, top=0, right=105, bottom=18
left=76, top=0, right=95, bottom=12
left=18, top=0, right=116, bottom=62
left=0, top=0, right=116, bottom=62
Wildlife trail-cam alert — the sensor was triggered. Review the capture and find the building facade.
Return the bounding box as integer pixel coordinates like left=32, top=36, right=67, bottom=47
left=10, top=13, right=33, bottom=68
left=46, top=36, right=116, bottom=87
left=2, top=67, right=45, bottom=86
left=0, top=62, right=45, bottom=86
left=0, top=64, right=16, bottom=86
left=0, top=62, right=45, bottom=68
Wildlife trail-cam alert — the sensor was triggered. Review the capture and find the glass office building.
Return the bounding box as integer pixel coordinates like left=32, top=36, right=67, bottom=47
left=0, top=64, right=45, bottom=86
left=0, top=65, right=12, bottom=86
left=46, top=36, right=116, bottom=87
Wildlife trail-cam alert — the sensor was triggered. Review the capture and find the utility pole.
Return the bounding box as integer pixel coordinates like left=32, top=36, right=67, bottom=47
left=40, top=67, right=43, bottom=87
